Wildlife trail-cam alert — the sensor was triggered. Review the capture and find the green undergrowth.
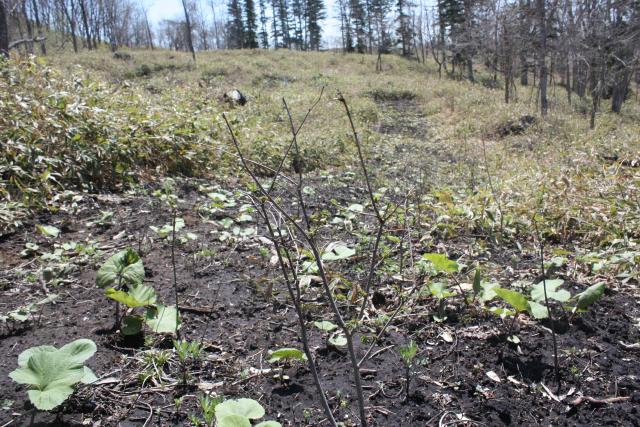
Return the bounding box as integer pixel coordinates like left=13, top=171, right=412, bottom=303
left=1, top=49, right=639, bottom=247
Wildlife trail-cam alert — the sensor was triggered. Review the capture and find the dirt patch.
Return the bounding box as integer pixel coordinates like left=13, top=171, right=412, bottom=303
left=0, top=178, right=638, bottom=426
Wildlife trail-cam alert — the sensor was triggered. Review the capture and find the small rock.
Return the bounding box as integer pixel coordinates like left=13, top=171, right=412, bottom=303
left=497, top=115, right=536, bottom=137
left=221, top=89, right=247, bottom=106
left=113, top=51, right=132, bottom=61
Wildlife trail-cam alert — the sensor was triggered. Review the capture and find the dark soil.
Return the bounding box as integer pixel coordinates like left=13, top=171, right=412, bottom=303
left=1, top=174, right=639, bottom=426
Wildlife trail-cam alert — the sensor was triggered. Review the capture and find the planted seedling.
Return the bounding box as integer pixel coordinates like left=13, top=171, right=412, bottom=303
left=96, top=248, right=145, bottom=329
left=398, top=340, right=418, bottom=400
left=9, top=339, right=97, bottom=411
left=426, top=282, right=454, bottom=322
left=1, top=294, right=58, bottom=334
left=420, top=252, right=469, bottom=309
left=96, top=248, right=179, bottom=335
left=493, top=287, right=531, bottom=343
left=568, top=282, right=605, bottom=317
left=313, top=320, right=347, bottom=348
left=268, top=348, right=307, bottom=383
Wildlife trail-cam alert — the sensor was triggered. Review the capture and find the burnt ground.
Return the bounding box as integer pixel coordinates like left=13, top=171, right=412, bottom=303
left=1, top=100, right=639, bottom=426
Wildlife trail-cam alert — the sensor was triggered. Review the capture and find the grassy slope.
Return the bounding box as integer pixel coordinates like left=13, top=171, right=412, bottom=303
left=2, top=48, right=639, bottom=246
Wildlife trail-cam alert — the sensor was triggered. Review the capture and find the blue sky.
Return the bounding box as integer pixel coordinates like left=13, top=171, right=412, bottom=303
left=147, top=0, right=342, bottom=45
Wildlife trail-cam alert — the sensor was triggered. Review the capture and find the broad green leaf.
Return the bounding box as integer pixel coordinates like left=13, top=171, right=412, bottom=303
left=27, top=387, right=74, bottom=411
left=58, top=339, right=97, bottom=365
left=218, top=415, right=251, bottom=427
left=36, top=225, right=60, bottom=238
left=422, top=253, right=459, bottom=274
left=313, top=320, right=338, bottom=332
left=96, top=249, right=144, bottom=288
left=530, top=279, right=570, bottom=303
left=328, top=334, right=347, bottom=347
left=527, top=300, right=549, bottom=319
left=17, top=345, right=57, bottom=367
left=105, top=284, right=157, bottom=307
left=215, top=398, right=265, bottom=420
left=478, top=282, right=500, bottom=303
left=255, top=421, right=282, bottom=427
left=302, top=260, right=319, bottom=274
left=428, top=282, right=454, bottom=299
left=575, top=282, right=605, bottom=310
left=322, top=242, right=356, bottom=261
left=145, top=305, right=179, bottom=334
left=121, top=316, right=143, bottom=335
left=268, top=348, right=306, bottom=363
left=81, top=367, right=98, bottom=384
left=494, top=288, right=529, bottom=313
left=150, top=218, right=185, bottom=238
left=9, top=339, right=96, bottom=411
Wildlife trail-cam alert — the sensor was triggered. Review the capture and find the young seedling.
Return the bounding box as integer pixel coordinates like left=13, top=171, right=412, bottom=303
left=173, top=339, right=203, bottom=385
left=313, top=320, right=347, bottom=349
left=420, top=252, right=468, bottom=308
left=268, top=348, right=307, bottom=384
left=426, top=282, right=455, bottom=322
left=398, top=340, right=418, bottom=401
left=493, top=287, right=530, bottom=344
left=96, top=248, right=145, bottom=330
left=197, top=394, right=224, bottom=427
left=9, top=339, right=97, bottom=411
left=96, top=248, right=179, bottom=336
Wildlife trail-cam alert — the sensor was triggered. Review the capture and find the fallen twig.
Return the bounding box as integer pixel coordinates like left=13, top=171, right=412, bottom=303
left=570, top=395, right=631, bottom=406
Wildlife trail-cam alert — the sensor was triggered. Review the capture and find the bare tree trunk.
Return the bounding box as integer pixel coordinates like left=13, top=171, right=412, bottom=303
left=31, top=0, right=46, bottom=54
left=143, top=8, right=154, bottom=50
left=62, top=0, right=79, bottom=53
left=210, top=0, right=220, bottom=49
left=181, top=0, right=196, bottom=60
left=22, top=0, right=35, bottom=54
left=611, top=68, right=631, bottom=113
left=537, top=0, right=548, bottom=116
left=79, top=0, right=92, bottom=49
left=0, top=0, right=8, bottom=58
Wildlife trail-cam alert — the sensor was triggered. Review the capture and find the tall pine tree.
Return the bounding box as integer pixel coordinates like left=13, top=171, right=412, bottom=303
left=258, top=0, right=270, bottom=48
left=244, top=0, right=259, bottom=47
left=227, top=0, right=245, bottom=48
left=305, top=0, right=325, bottom=50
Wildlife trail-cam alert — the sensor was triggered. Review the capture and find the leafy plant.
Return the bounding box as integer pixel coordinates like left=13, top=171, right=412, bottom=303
left=268, top=348, right=307, bottom=383
left=420, top=253, right=460, bottom=275
left=426, top=282, right=455, bottom=322
left=0, top=294, right=58, bottom=332
left=570, top=282, right=605, bottom=314
left=197, top=394, right=224, bottom=427
left=36, top=224, right=61, bottom=239
left=313, top=320, right=346, bottom=348
left=173, top=339, right=203, bottom=384
left=267, top=348, right=307, bottom=363
left=321, top=242, right=356, bottom=261
left=9, top=339, right=97, bottom=410
left=96, top=248, right=178, bottom=335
